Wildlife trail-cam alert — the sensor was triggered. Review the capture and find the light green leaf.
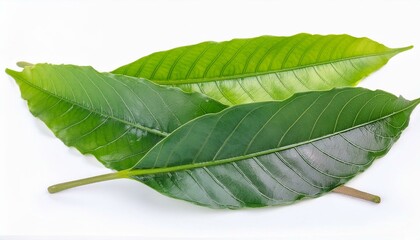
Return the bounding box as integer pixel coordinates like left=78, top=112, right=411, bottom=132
left=113, top=34, right=411, bottom=105
left=6, top=64, right=226, bottom=170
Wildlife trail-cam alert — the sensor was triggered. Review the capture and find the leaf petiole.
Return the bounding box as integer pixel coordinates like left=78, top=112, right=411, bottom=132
left=333, top=186, right=381, bottom=204
left=16, top=61, right=34, bottom=68
left=48, top=172, right=381, bottom=204
left=48, top=171, right=129, bottom=193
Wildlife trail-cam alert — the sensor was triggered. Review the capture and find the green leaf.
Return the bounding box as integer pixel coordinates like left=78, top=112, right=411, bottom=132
left=113, top=34, right=411, bottom=105
left=8, top=34, right=410, bottom=173
left=118, top=88, right=418, bottom=209
left=6, top=64, right=226, bottom=170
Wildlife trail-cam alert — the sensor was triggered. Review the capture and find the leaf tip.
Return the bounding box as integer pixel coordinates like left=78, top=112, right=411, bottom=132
left=413, top=97, right=420, bottom=106
left=395, top=45, right=414, bottom=53
left=5, top=68, right=18, bottom=76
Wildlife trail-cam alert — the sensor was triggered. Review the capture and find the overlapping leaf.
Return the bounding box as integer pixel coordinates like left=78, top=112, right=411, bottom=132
left=115, top=88, right=419, bottom=208
left=7, top=35, right=410, bottom=172
left=6, top=64, right=226, bottom=170
left=6, top=35, right=418, bottom=209
left=113, top=34, right=411, bottom=105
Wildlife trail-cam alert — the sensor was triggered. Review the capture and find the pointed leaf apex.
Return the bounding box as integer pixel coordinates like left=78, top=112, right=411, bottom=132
left=5, top=68, right=18, bottom=76
left=395, top=45, right=414, bottom=53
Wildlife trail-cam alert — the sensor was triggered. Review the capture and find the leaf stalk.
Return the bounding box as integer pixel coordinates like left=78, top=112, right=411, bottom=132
left=333, top=185, right=381, bottom=203
left=49, top=172, right=380, bottom=205
left=16, top=61, right=34, bottom=68
left=48, top=170, right=130, bottom=193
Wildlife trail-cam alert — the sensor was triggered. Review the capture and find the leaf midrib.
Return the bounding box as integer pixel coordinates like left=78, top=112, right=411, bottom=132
left=10, top=70, right=169, bottom=137
left=151, top=47, right=409, bottom=85
left=126, top=99, right=419, bottom=177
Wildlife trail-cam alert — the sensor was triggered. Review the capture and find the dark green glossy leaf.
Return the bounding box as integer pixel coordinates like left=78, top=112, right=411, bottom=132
left=6, top=64, right=226, bottom=170
left=113, top=34, right=411, bottom=105
left=120, top=88, right=419, bottom=209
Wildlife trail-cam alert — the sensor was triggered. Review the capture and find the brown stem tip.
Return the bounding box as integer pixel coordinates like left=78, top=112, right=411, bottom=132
left=333, top=185, right=381, bottom=204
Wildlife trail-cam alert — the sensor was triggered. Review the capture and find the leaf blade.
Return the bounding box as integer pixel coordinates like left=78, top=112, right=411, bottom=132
left=113, top=34, right=411, bottom=105
left=128, top=88, right=419, bottom=208
left=6, top=64, right=226, bottom=170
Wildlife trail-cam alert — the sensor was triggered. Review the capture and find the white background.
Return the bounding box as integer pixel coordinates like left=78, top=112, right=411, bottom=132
left=1, top=0, right=420, bottom=239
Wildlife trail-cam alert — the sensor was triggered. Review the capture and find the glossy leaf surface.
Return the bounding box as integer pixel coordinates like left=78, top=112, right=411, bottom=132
left=126, top=88, right=419, bottom=208
left=6, top=64, right=226, bottom=170
left=113, top=34, right=411, bottom=105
